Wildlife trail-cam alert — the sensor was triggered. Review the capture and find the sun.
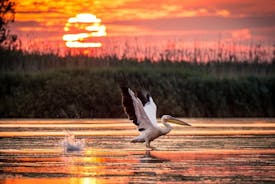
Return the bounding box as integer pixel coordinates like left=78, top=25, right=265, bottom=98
left=62, top=13, right=107, bottom=48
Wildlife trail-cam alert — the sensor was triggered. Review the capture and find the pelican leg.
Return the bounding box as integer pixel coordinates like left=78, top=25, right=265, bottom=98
left=145, top=139, right=156, bottom=150
left=145, top=140, right=150, bottom=148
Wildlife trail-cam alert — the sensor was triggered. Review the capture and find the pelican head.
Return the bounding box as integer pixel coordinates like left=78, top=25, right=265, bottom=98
left=161, top=115, right=191, bottom=126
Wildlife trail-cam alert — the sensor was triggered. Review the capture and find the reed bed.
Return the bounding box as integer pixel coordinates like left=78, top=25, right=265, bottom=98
left=0, top=43, right=274, bottom=118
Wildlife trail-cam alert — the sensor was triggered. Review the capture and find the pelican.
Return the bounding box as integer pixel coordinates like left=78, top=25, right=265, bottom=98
left=121, top=87, right=191, bottom=149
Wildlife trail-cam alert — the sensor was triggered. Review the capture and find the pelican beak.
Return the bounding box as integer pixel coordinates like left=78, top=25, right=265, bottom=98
left=168, top=117, right=191, bottom=126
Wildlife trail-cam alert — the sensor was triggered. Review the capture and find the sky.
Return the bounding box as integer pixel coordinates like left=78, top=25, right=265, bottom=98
left=10, top=0, right=275, bottom=55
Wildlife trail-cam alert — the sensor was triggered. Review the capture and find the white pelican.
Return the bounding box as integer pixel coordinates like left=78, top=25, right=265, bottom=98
left=121, top=87, right=191, bottom=149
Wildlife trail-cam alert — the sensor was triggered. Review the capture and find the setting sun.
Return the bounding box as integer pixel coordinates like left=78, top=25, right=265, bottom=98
left=62, top=13, right=107, bottom=48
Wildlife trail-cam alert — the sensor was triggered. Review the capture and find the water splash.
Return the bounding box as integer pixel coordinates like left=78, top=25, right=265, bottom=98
left=62, top=131, right=85, bottom=152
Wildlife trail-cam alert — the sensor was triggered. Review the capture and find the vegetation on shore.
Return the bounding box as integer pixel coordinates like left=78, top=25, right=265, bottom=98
left=1, top=48, right=274, bottom=118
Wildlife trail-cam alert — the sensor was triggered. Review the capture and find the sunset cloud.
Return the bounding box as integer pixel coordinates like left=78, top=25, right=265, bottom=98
left=11, top=0, right=275, bottom=50
left=107, top=16, right=275, bottom=32
left=232, top=29, right=252, bottom=40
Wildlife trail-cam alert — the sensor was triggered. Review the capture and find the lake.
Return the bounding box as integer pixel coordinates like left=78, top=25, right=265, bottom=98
left=0, top=119, right=275, bottom=184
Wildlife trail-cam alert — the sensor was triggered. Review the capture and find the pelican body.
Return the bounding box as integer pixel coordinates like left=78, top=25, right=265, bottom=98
left=121, top=87, right=191, bottom=148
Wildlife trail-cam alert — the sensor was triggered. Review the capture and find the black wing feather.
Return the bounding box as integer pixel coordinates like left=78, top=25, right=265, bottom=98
left=121, top=87, right=154, bottom=132
left=137, top=90, right=151, bottom=106
left=120, top=87, right=138, bottom=126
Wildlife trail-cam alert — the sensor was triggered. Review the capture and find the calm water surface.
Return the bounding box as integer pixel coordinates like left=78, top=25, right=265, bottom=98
left=0, top=119, right=275, bottom=184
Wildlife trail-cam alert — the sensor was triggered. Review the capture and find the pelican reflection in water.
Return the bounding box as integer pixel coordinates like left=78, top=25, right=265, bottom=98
left=121, top=87, right=191, bottom=149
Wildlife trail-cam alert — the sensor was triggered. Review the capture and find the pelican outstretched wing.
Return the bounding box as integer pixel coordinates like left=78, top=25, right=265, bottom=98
left=121, top=87, right=155, bottom=132
left=137, top=90, right=158, bottom=127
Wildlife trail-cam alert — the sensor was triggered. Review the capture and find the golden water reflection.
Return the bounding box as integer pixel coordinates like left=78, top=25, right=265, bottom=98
left=3, top=177, right=125, bottom=184
left=1, top=119, right=275, bottom=183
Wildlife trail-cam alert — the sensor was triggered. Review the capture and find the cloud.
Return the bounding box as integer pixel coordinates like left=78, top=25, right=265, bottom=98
left=11, top=21, right=41, bottom=27
left=216, top=9, right=230, bottom=17
left=108, top=15, right=275, bottom=31
left=11, top=0, right=275, bottom=49
left=108, top=0, right=275, bottom=20
left=232, top=29, right=252, bottom=40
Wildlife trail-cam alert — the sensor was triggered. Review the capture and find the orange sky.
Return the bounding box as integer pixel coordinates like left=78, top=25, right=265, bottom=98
left=11, top=0, right=275, bottom=52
